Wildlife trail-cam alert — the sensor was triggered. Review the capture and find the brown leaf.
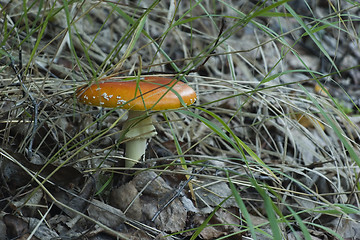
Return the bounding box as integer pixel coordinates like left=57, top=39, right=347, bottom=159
left=5, top=122, right=59, bottom=158
left=133, top=171, right=173, bottom=197
left=196, top=180, right=237, bottom=208
left=87, top=199, right=126, bottom=228
left=144, top=197, right=187, bottom=232
left=291, top=113, right=325, bottom=130
left=1, top=148, right=83, bottom=189
left=54, top=175, right=95, bottom=218
left=3, top=214, right=29, bottom=239
left=110, top=181, right=142, bottom=221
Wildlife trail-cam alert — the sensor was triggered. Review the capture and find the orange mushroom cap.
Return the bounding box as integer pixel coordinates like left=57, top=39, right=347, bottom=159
left=76, top=76, right=197, bottom=111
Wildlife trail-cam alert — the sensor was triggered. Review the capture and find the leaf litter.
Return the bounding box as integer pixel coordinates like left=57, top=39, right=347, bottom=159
left=0, top=0, right=360, bottom=239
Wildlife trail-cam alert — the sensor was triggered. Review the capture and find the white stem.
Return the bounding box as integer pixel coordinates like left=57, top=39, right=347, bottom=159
left=123, top=111, right=156, bottom=168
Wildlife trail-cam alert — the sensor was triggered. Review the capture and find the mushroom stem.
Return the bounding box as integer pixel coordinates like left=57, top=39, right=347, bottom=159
left=123, top=111, right=156, bottom=168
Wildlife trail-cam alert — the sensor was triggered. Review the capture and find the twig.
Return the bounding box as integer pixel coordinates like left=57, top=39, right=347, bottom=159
left=3, top=47, right=39, bottom=159
left=151, top=165, right=206, bottom=222
left=188, top=18, right=227, bottom=74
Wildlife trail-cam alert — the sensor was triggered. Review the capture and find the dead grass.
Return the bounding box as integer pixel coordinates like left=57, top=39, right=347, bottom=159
left=0, top=0, right=360, bottom=239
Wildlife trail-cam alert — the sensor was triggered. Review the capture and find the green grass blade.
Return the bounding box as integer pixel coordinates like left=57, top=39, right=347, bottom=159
left=307, top=222, right=344, bottom=240
left=178, top=109, right=242, bottom=154
left=299, top=85, right=360, bottom=166
left=251, top=179, right=282, bottom=239
left=227, top=172, right=257, bottom=239
left=287, top=206, right=312, bottom=240
left=190, top=196, right=232, bottom=240
left=250, top=0, right=292, bottom=19
left=284, top=3, right=340, bottom=74
left=162, top=113, right=187, bottom=169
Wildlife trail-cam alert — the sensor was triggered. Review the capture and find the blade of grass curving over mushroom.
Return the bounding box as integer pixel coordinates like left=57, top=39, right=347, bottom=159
left=112, top=9, right=149, bottom=73
left=106, top=1, right=185, bottom=74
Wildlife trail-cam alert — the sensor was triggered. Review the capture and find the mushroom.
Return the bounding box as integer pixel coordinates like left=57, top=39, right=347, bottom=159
left=76, top=76, right=197, bottom=167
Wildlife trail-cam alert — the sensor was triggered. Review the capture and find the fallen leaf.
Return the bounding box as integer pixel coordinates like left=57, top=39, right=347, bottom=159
left=3, top=214, right=28, bottom=239
left=87, top=199, right=126, bottom=228
left=291, top=113, right=325, bottom=130
left=110, top=181, right=142, bottom=220
left=314, top=83, right=328, bottom=97
left=196, top=180, right=237, bottom=208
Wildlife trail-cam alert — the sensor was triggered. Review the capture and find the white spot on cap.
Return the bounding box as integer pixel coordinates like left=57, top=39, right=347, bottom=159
left=83, top=95, right=88, bottom=100
left=102, top=93, right=110, bottom=101
left=117, top=100, right=126, bottom=105
left=96, top=87, right=101, bottom=91
left=100, top=102, right=105, bottom=105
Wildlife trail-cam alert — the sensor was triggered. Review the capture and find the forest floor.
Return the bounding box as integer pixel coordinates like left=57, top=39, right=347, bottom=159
left=1, top=1, right=360, bottom=239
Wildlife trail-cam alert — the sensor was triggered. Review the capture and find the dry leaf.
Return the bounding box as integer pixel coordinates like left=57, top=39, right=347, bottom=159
left=291, top=113, right=325, bottom=130
left=53, top=176, right=95, bottom=218
left=145, top=197, right=187, bottom=232
left=87, top=199, right=126, bottom=228
left=28, top=218, right=59, bottom=240
left=133, top=170, right=172, bottom=197
left=110, top=181, right=142, bottom=220
left=3, top=214, right=29, bottom=239
left=1, top=148, right=83, bottom=189
left=196, top=180, right=236, bottom=208
left=314, top=84, right=328, bottom=97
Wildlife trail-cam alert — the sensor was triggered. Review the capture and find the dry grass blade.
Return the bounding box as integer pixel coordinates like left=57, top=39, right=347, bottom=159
left=1, top=1, right=360, bottom=239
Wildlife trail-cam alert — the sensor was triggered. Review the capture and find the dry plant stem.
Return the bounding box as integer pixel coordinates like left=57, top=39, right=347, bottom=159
left=0, top=149, right=129, bottom=240
left=5, top=47, right=38, bottom=158
left=123, top=111, right=156, bottom=168
left=151, top=165, right=206, bottom=221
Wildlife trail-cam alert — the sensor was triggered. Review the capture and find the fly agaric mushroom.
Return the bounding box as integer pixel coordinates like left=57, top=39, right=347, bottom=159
left=76, top=76, right=197, bottom=167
